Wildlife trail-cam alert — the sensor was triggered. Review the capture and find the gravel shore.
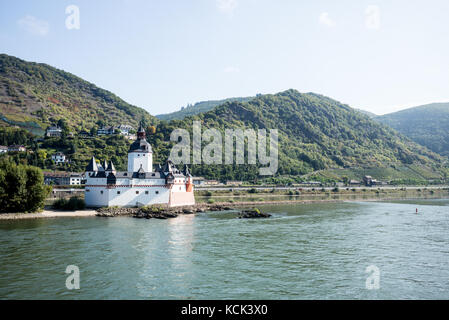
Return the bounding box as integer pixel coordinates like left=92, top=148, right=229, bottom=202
left=0, top=210, right=98, bottom=220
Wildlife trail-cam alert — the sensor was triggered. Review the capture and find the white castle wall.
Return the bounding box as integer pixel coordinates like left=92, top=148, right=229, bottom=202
left=85, top=177, right=171, bottom=207
left=107, top=186, right=170, bottom=207
left=128, top=152, right=152, bottom=172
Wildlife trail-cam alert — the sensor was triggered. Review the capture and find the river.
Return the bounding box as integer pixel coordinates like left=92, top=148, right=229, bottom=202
left=1, top=199, right=449, bottom=299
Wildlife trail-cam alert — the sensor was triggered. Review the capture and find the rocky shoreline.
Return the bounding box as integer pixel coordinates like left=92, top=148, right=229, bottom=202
left=95, top=204, right=270, bottom=219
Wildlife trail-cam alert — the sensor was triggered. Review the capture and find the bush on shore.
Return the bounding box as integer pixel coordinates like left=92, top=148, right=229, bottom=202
left=53, top=197, right=85, bottom=211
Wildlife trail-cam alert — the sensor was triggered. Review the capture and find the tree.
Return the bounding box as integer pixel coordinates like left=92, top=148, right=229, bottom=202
left=148, top=126, right=156, bottom=135
left=0, top=159, right=51, bottom=213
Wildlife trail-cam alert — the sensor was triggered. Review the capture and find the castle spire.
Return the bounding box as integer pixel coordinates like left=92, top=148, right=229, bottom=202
left=86, top=156, right=98, bottom=172
left=137, top=121, right=146, bottom=140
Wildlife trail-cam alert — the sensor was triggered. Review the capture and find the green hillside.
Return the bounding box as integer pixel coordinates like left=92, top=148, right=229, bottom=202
left=0, top=54, right=447, bottom=184
left=156, top=96, right=254, bottom=120
left=150, top=90, right=447, bottom=183
left=376, top=103, right=449, bottom=157
left=0, top=54, right=156, bottom=135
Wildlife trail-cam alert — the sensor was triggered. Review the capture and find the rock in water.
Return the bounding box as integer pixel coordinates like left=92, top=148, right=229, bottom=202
left=239, top=208, right=271, bottom=219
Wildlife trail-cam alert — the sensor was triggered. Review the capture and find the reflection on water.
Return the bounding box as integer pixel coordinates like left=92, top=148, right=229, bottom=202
left=1, top=199, right=449, bottom=299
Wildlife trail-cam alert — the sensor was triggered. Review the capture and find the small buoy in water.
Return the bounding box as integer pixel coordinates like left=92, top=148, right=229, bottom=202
left=416, top=208, right=418, bottom=214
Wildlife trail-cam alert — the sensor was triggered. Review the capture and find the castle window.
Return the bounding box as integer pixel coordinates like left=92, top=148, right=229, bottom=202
left=124, top=173, right=127, bottom=176
left=136, top=191, right=139, bottom=194
left=137, top=154, right=140, bottom=157
left=100, top=191, right=103, bottom=194
left=86, top=189, right=90, bottom=192
left=155, top=191, right=159, bottom=194
left=145, top=191, right=149, bottom=195
left=117, top=191, right=121, bottom=194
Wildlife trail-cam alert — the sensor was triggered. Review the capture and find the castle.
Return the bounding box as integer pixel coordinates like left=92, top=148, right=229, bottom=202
left=84, top=124, right=195, bottom=207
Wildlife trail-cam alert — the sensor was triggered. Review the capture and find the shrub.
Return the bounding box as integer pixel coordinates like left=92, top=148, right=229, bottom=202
left=53, top=197, right=85, bottom=210
left=248, top=188, right=258, bottom=194
left=207, top=199, right=215, bottom=204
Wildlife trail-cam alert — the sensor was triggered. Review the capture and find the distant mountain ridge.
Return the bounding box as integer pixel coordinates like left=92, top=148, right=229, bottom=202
left=376, top=102, right=449, bottom=156
left=0, top=54, right=155, bottom=135
left=156, top=96, right=255, bottom=120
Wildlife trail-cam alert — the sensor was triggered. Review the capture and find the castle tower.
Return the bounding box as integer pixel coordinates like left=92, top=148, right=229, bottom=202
left=127, top=123, right=153, bottom=172
left=184, top=165, right=193, bottom=192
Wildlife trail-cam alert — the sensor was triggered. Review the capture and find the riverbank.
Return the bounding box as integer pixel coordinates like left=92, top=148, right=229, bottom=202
left=0, top=209, right=98, bottom=220
left=2, top=191, right=449, bottom=220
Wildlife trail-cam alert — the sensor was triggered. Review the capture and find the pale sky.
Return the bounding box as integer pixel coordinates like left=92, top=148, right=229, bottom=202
left=1, top=0, right=449, bottom=116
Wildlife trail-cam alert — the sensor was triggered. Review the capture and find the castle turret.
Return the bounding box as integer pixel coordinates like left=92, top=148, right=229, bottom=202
left=127, top=123, right=153, bottom=172
left=85, top=156, right=98, bottom=177
left=106, top=160, right=116, bottom=173
left=184, top=165, right=193, bottom=192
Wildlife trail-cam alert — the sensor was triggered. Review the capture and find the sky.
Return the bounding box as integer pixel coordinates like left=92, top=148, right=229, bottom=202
left=1, top=0, right=449, bottom=116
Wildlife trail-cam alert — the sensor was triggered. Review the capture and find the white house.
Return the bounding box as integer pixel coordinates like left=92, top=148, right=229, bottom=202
left=0, top=146, right=7, bottom=153
left=116, top=124, right=134, bottom=135
left=84, top=124, right=195, bottom=208
left=70, top=173, right=83, bottom=185
left=8, top=145, right=26, bottom=152
left=46, top=126, right=62, bottom=137
left=51, top=152, right=67, bottom=164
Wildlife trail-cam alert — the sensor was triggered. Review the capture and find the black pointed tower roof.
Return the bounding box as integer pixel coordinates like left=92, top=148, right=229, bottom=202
left=162, top=160, right=174, bottom=173
left=106, top=160, right=116, bottom=172
left=183, top=165, right=192, bottom=177
left=86, top=156, right=98, bottom=171
left=137, top=164, right=145, bottom=174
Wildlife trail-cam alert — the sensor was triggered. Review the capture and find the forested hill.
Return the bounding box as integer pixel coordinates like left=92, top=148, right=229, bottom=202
left=151, top=90, right=446, bottom=182
left=0, top=54, right=156, bottom=135
left=0, top=53, right=446, bottom=183
left=376, top=103, right=449, bottom=157
left=156, top=96, right=254, bottom=120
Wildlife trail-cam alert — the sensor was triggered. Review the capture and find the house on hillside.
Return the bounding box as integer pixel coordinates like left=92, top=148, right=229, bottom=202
left=51, top=152, right=67, bottom=164
left=97, top=126, right=115, bottom=135
left=46, top=126, right=62, bottom=137
left=116, top=124, right=134, bottom=135
left=362, top=175, right=387, bottom=186
left=0, top=146, right=7, bottom=153
left=8, top=145, right=26, bottom=152
left=78, top=130, right=91, bottom=138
